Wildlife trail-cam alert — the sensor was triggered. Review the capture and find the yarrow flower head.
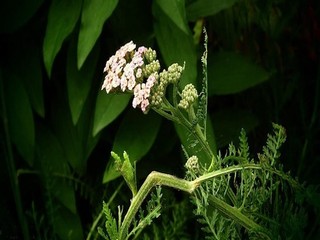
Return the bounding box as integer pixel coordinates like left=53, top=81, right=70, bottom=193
left=102, top=41, right=148, bottom=94
left=101, top=41, right=185, bottom=113
left=178, top=84, right=198, bottom=109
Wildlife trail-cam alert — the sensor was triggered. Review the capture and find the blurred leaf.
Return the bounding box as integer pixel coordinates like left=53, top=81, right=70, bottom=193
left=78, top=0, right=118, bottom=69
left=50, top=92, right=88, bottom=175
left=108, top=0, right=153, bottom=44
left=153, top=0, right=197, bottom=87
left=43, top=0, right=82, bottom=76
left=67, top=38, right=99, bottom=125
left=4, top=73, right=34, bottom=165
left=155, top=0, right=189, bottom=35
left=54, top=207, right=83, bottom=240
left=208, top=51, right=271, bottom=95
left=186, top=0, right=238, bottom=21
left=212, top=109, right=259, bottom=148
left=175, top=116, right=216, bottom=166
left=0, top=0, right=43, bottom=33
left=36, top=124, right=76, bottom=214
left=9, top=43, right=45, bottom=117
left=103, top=110, right=161, bottom=183
left=93, top=92, right=131, bottom=136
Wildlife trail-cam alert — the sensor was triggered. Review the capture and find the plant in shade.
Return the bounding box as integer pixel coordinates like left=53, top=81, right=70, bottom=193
left=97, top=31, right=309, bottom=240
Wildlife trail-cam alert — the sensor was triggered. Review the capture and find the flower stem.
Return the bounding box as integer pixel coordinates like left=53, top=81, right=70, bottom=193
left=118, top=164, right=272, bottom=240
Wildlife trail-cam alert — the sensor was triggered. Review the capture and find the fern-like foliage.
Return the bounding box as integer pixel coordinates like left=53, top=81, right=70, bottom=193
left=142, top=200, right=192, bottom=240
left=98, top=201, right=120, bottom=240
left=188, top=123, right=307, bottom=239
left=99, top=186, right=162, bottom=240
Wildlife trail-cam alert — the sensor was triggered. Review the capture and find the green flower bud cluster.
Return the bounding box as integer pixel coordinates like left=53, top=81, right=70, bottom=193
left=150, top=63, right=184, bottom=107
left=178, top=84, right=198, bottom=109
left=143, top=60, right=160, bottom=77
left=185, top=155, right=199, bottom=173
left=144, top=48, right=157, bottom=62
left=159, top=63, right=184, bottom=85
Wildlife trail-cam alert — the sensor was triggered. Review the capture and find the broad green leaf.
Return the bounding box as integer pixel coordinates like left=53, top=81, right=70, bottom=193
left=103, top=110, right=161, bottom=183
left=3, top=72, right=34, bottom=165
left=155, top=0, right=189, bottom=35
left=0, top=0, right=43, bottom=33
left=77, top=0, right=118, bottom=69
left=93, top=92, right=131, bottom=136
left=36, top=125, right=84, bottom=239
left=50, top=93, right=87, bottom=175
left=67, top=38, right=99, bottom=125
left=36, top=124, right=76, bottom=214
left=175, top=116, right=216, bottom=166
left=9, top=43, right=45, bottom=117
left=153, top=0, right=197, bottom=87
left=43, top=0, right=82, bottom=76
left=208, top=51, right=271, bottom=95
left=212, top=109, right=259, bottom=148
left=186, top=0, right=238, bottom=21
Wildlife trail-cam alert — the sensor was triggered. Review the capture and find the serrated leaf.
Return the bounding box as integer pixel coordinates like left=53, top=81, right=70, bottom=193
left=3, top=73, right=35, bottom=165
left=43, top=0, right=82, bottom=76
left=78, top=0, right=118, bottom=69
left=186, top=0, right=238, bottom=21
left=212, top=109, right=259, bottom=148
left=155, top=0, right=189, bottom=35
left=153, top=0, right=197, bottom=87
left=103, top=110, right=161, bottom=183
left=208, top=51, right=271, bottom=95
left=93, top=92, right=131, bottom=136
left=67, top=38, right=99, bottom=125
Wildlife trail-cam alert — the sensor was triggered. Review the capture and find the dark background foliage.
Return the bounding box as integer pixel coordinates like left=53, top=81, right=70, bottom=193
left=0, top=0, right=319, bottom=239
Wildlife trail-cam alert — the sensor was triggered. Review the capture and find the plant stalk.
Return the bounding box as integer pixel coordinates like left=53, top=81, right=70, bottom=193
left=118, top=164, right=271, bottom=240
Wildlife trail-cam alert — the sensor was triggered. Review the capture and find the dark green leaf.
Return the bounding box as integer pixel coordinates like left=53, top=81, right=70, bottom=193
left=208, top=51, right=271, bottom=95
left=186, top=0, right=238, bottom=21
left=78, top=0, right=118, bottom=69
left=11, top=44, right=44, bottom=117
left=212, top=109, right=259, bottom=148
left=67, top=38, right=99, bottom=125
left=36, top=124, right=76, bottom=214
left=54, top=207, right=84, bottom=239
left=155, top=0, right=189, bottom=35
left=4, top=73, right=35, bottom=165
left=103, top=110, right=161, bottom=183
left=0, top=0, right=43, bottom=33
left=153, top=0, right=197, bottom=87
left=43, top=0, right=82, bottom=76
left=93, top=92, right=131, bottom=136
left=108, top=0, right=153, bottom=44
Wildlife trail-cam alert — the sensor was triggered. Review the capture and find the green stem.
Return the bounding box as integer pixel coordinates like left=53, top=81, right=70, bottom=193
left=118, top=164, right=271, bottom=240
left=118, top=172, right=193, bottom=239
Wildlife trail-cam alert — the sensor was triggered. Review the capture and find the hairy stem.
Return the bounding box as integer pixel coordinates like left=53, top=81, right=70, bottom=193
left=118, top=164, right=271, bottom=240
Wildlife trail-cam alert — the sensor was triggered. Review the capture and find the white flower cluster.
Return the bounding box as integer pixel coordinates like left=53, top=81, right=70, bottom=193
left=102, top=41, right=185, bottom=113
left=102, top=41, right=147, bottom=94
left=132, top=73, right=158, bottom=112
